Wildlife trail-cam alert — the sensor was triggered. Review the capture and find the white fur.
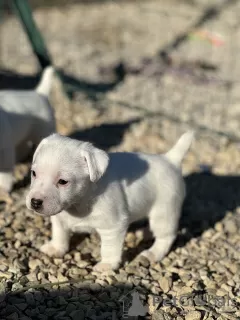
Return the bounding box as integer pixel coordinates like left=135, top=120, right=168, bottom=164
left=0, top=66, right=55, bottom=193
left=35, top=67, right=54, bottom=96
left=26, top=131, right=194, bottom=271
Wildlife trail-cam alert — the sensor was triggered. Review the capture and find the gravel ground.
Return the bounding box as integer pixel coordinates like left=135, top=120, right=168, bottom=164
left=0, top=1, right=240, bottom=319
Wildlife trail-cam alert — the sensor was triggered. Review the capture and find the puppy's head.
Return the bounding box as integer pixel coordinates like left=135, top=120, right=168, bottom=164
left=26, top=134, right=109, bottom=216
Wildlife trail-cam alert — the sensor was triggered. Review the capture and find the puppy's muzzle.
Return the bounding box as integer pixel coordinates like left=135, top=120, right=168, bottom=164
left=31, top=198, right=43, bottom=210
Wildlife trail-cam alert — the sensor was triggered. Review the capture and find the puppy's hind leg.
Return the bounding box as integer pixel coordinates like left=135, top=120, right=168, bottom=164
left=140, top=195, right=183, bottom=263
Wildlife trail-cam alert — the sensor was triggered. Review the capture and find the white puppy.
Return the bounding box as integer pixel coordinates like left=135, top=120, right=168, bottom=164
left=26, top=131, right=194, bottom=271
left=0, top=67, right=55, bottom=202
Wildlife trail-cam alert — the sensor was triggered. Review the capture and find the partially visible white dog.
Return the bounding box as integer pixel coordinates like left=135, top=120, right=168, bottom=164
left=26, top=131, right=194, bottom=272
left=0, top=67, right=55, bottom=203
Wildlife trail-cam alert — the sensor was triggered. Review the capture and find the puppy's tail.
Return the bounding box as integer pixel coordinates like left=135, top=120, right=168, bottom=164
left=164, top=130, right=195, bottom=168
left=35, top=66, right=54, bottom=96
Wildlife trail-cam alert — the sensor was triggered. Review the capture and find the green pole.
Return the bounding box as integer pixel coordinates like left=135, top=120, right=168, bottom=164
left=11, top=0, right=52, bottom=69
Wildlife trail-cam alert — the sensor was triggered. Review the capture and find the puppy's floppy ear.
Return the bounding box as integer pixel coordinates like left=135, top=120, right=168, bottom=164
left=81, top=144, right=109, bottom=182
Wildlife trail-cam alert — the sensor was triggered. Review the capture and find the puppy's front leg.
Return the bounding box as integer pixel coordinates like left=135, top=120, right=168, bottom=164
left=93, top=226, right=127, bottom=272
left=40, top=215, right=70, bottom=258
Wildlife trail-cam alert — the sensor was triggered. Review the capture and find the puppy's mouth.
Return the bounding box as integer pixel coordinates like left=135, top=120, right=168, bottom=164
left=34, top=211, right=45, bottom=216
left=32, top=208, right=62, bottom=217
left=29, top=206, right=45, bottom=216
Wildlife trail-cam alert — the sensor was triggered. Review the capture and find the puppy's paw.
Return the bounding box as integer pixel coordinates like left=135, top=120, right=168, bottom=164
left=40, top=242, right=67, bottom=258
left=140, top=250, right=157, bottom=263
left=93, top=261, right=119, bottom=273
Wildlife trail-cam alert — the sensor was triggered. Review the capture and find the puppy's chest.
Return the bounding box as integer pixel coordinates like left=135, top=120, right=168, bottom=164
left=60, top=210, right=104, bottom=233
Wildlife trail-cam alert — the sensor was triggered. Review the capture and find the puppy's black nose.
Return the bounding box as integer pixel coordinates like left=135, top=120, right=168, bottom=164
left=31, top=198, right=43, bottom=210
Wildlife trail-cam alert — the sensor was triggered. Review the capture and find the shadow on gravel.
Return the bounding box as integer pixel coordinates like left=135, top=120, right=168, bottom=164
left=0, top=283, right=150, bottom=320
left=58, top=67, right=125, bottom=100
left=178, top=172, right=240, bottom=245
left=0, top=67, right=125, bottom=101
left=68, top=118, right=141, bottom=150
left=158, top=0, right=239, bottom=59
left=0, top=69, right=40, bottom=90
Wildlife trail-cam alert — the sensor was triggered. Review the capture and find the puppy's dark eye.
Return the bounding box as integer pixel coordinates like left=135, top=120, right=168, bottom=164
left=58, top=179, right=68, bottom=185
left=31, top=170, right=36, bottom=177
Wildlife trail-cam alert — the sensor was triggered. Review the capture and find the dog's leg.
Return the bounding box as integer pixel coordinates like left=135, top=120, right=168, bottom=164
left=93, top=225, right=127, bottom=272
left=140, top=198, right=182, bottom=263
left=40, top=215, right=70, bottom=257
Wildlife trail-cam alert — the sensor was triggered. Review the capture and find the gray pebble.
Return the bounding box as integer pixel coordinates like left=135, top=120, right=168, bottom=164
left=6, top=313, right=19, bottom=320
left=152, top=310, right=166, bottom=320
left=69, top=310, right=85, bottom=320
left=66, top=303, right=77, bottom=314
left=45, top=308, right=58, bottom=317
left=5, top=305, right=20, bottom=316
left=24, top=292, right=36, bottom=307
left=0, top=271, right=13, bottom=279
left=224, top=220, right=238, bottom=234
left=98, top=292, right=109, bottom=302
left=79, top=294, right=92, bottom=302
left=57, top=296, right=68, bottom=306
left=89, top=283, right=102, bottom=292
